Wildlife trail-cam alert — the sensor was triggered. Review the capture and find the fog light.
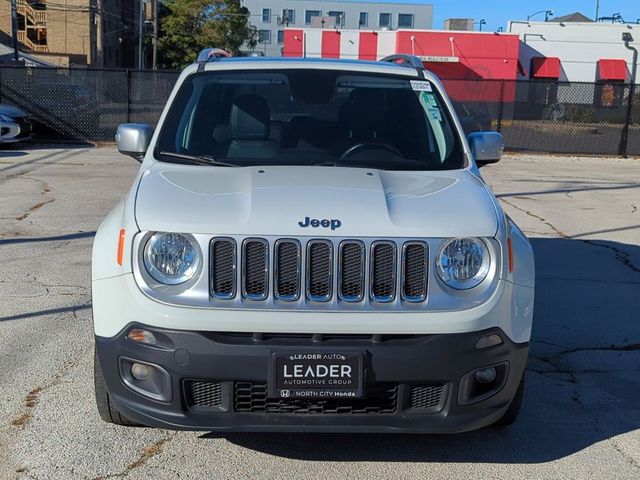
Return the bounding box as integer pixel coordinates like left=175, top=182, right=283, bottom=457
left=131, top=362, right=153, bottom=381
left=127, top=329, right=157, bottom=345
left=475, top=367, right=497, bottom=384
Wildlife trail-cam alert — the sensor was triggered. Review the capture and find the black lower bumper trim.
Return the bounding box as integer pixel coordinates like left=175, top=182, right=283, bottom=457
left=95, top=324, right=528, bottom=433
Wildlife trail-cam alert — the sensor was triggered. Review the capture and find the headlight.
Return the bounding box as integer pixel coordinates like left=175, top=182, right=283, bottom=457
left=437, top=238, right=490, bottom=290
left=143, top=232, right=200, bottom=285
left=0, top=114, right=13, bottom=122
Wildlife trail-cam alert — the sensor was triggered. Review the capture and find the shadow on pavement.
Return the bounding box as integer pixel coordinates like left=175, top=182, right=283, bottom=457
left=0, top=150, right=28, bottom=158
left=208, top=237, right=640, bottom=463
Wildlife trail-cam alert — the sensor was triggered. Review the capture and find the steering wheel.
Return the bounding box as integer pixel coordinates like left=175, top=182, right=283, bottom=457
left=338, top=143, right=403, bottom=163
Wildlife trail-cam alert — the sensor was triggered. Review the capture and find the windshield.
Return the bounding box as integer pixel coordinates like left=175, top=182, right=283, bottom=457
left=156, top=69, right=465, bottom=170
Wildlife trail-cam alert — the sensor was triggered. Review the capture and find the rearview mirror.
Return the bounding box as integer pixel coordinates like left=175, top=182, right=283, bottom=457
left=467, top=132, right=504, bottom=166
left=116, top=123, right=154, bottom=162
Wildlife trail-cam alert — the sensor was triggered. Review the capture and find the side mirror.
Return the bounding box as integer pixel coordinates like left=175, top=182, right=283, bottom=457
left=467, top=132, right=504, bottom=166
left=116, top=123, right=154, bottom=162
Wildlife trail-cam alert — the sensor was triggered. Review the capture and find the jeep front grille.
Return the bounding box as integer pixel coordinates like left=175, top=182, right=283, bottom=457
left=370, top=241, right=397, bottom=302
left=402, top=242, right=428, bottom=302
left=209, top=237, right=428, bottom=305
left=210, top=238, right=236, bottom=299
left=274, top=240, right=301, bottom=301
left=339, top=241, right=365, bottom=302
left=307, top=240, right=333, bottom=302
left=242, top=239, right=269, bottom=300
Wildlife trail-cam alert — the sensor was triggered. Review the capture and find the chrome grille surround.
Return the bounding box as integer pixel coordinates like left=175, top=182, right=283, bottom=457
left=401, top=241, right=429, bottom=303
left=132, top=232, right=501, bottom=312
left=209, top=238, right=237, bottom=299
left=242, top=238, right=269, bottom=300
left=274, top=239, right=301, bottom=301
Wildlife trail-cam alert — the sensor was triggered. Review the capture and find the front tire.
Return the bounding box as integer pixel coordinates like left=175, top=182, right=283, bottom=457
left=494, top=375, right=525, bottom=427
left=94, top=347, right=139, bottom=426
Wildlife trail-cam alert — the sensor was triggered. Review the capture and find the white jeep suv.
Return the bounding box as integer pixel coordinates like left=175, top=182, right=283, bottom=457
left=92, top=50, right=534, bottom=433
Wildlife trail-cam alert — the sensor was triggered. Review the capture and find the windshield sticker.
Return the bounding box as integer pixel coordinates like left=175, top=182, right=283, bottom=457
left=423, top=93, right=438, bottom=106
left=410, top=80, right=433, bottom=92
left=428, top=107, right=442, bottom=122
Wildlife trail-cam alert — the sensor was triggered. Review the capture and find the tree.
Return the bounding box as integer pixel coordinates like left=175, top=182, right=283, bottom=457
left=159, top=0, right=257, bottom=70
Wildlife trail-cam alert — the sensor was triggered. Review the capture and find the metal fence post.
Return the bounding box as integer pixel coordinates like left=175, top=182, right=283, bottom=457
left=126, top=69, right=132, bottom=123
left=619, top=83, right=634, bottom=158
left=497, top=80, right=505, bottom=132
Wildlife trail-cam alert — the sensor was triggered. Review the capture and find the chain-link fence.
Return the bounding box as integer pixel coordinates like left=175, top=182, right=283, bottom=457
left=0, top=65, right=179, bottom=142
left=444, top=78, right=640, bottom=157
left=0, top=65, right=638, bottom=156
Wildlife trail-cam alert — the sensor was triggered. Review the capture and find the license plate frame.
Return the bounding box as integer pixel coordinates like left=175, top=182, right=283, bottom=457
left=269, top=352, right=364, bottom=399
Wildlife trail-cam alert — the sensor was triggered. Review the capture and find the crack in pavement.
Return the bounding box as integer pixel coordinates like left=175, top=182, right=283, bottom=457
left=500, top=197, right=640, bottom=274
left=15, top=199, right=55, bottom=221
left=611, top=439, right=640, bottom=472
left=9, top=348, right=91, bottom=430
left=92, top=433, right=178, bottom=480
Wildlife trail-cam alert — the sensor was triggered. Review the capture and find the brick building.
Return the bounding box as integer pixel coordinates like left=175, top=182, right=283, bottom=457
left=0, top=0, right=142, bottom=67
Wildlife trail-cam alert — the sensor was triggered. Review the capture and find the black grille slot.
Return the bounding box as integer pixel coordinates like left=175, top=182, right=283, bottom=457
left=186, top=380, right=222, bottom=408
left=210, top=238, right=236, bottom=299
left=370, top=242, right=397, bottom=302
left=410, top=385, right=444, bottom=409
left=243, top=239, right=268, bottom=300
left=234, top=382, right=398, bottom=414
left=275, top=240, right=301, bottom=301
left=339, top=241, right=365, bottom=302
left=402, top=242, right=428, bottom=302
left=307, top=241, right=333, bottom=301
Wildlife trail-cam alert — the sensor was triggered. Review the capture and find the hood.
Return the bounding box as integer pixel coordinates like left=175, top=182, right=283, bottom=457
left=0, top=104, right=27, bottom=118
left=135, top=164, right=499, bottom=238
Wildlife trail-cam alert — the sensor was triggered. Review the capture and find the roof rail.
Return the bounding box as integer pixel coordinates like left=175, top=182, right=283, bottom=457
left=379, top=54, right=424, bottom=69
left=196, top=48, right=231, bottom=63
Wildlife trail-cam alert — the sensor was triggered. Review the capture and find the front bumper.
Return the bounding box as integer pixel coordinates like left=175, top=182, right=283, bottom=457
left=96, top=324, right=528, bottom=433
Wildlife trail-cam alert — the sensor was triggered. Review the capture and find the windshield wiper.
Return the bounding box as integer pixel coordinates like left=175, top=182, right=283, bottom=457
left=158, top=151, right=239, bottom=167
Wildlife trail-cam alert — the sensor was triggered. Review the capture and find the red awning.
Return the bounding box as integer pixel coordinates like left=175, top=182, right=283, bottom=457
left=531, top=57, right=561, bottom=79
left=598, top=59, right=627, bottom=81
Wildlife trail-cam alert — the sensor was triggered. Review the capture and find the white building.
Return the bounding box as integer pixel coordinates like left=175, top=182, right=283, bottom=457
left=241, top=0, right=433, bottom=57
left=509, top=20, right=639, bottom=84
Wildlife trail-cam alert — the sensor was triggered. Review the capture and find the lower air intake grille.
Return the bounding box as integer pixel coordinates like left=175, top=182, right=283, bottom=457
left=410, top=384, right=444, bottom=409
left=234, top=382, right=398, bottom=414
left=185, top=380, right=222, bottom=408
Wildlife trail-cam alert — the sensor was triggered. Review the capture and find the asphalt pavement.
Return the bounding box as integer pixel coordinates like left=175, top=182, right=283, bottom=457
left=0, top=146, right=639, bottom=479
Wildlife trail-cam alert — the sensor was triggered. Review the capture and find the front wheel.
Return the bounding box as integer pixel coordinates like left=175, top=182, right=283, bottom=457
left=94, top=347, right=139, bottom=426
left=494, top=375, right=525, bottom=427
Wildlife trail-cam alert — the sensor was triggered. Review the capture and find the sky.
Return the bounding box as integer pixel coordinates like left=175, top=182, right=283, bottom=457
left=374, top=0, right=639, bottom=32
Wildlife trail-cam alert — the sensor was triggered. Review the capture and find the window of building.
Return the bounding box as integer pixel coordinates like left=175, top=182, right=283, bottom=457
left=398, top=14, right=414, bottom=28
left=379, top=13, right=392, bottom=28
left=258, top=30, right=271, bottom=44
left=262, top=9, right=271, bottom=23
left=277, top=30, right=285, bottom=44
left=359, top=12, right=368, bottom=27
left=328, top=11, right=345, bottom=27
left=282, top=9, right=295, bottom=25
left=305, top=10, right=321, bottom=25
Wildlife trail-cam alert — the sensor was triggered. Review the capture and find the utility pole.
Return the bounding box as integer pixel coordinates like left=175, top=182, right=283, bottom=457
left=96, top=0, right=103, bottom=67
left=595, top=0, right=600, bottom=21
left=10, top=0, right=19, bottom=62
left=152, top=0, right=158, bottom=70
left=138, top=0, right=144, bottom=70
